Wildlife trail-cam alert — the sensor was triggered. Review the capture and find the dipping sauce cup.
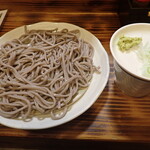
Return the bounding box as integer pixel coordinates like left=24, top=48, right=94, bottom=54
left=110, top=23, right=150, bottom=97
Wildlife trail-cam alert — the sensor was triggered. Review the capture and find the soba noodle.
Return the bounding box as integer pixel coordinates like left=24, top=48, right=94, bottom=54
left=0, top=27, right=99, bottom=120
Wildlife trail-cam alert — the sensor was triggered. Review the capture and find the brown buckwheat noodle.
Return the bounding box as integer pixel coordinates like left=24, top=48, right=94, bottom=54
left=0, top=27, right=99, bottom=120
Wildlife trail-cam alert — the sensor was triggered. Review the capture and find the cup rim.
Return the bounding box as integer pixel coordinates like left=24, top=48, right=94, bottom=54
left=110, top=23, right=150, bottom=82
left=114, top=61, right=150, bottom=83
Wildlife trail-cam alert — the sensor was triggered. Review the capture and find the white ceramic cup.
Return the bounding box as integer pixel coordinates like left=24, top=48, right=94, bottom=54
left=110, top=23, right=150, bottom=97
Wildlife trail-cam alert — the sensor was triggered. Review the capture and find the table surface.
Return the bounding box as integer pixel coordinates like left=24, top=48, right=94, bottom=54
left=1, top=0, right=150, bottom=149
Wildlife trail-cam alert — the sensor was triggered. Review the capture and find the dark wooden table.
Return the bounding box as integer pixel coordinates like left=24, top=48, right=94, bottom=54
left=1, top=0, right=150, bottom=149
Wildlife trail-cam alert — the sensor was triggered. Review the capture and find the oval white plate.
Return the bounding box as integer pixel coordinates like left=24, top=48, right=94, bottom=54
left=0, top=22, right=109, bottom=129
left=110, top=23, right=150, bottom=81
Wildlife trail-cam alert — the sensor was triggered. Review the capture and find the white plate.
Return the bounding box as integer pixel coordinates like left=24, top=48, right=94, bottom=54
left=0, top=22, right=109, bottom=129
left=110, top=23, right=150, bottom=81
